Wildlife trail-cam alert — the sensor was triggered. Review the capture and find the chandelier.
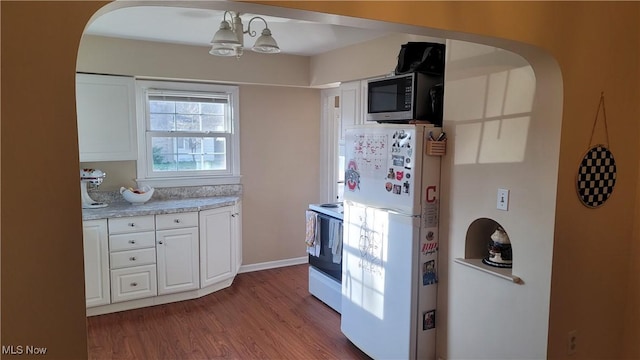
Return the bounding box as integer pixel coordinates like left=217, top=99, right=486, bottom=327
left=209, top=11, right=280, bottom=58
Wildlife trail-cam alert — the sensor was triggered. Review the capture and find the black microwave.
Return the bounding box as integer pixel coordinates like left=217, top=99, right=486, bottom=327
left=366, top=72, right=443, bottom=125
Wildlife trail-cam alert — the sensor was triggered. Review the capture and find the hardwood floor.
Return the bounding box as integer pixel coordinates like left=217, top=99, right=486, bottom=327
left=87, top=264, right=371, bottom=359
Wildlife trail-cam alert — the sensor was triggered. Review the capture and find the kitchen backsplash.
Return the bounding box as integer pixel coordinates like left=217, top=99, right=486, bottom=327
left=88, top=184, right=242, bottom=203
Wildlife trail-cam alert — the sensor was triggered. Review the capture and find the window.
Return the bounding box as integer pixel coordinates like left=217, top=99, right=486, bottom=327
left=136, top=81, right=240, bottom=187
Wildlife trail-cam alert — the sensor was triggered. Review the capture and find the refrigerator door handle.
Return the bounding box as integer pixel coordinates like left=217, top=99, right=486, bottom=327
left=377, top=207, right=419, bottom=218
left=345, top=200, right=419, bottom=218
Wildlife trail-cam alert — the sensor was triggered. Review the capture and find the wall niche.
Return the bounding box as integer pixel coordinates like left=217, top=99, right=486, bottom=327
left=454, top=218, right=522, bottom=284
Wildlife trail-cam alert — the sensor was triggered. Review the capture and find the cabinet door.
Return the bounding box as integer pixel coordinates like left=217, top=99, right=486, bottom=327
left=233, top=202, right=242, bottom=273
left=76, top=73, right=137, bottom=162
left=83, top=220, right=110, bottom=308
left=110, top=265, right=157, bottom=303
left=156, top=227, right=200, bottom=295
left=339, top=80, right=362, bottom=141
left=199, top=207, right=235, bottom=288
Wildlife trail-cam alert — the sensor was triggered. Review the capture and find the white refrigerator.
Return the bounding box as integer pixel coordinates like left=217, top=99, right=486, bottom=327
left=341, top=124, right=441, bottom=360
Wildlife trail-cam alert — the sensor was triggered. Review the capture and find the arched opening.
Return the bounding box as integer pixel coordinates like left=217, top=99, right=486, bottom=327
left=76, top=2, right=563, bottom=359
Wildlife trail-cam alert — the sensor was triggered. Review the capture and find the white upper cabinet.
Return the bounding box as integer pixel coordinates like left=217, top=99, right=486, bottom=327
left=76, top=73, right=137, bottom=162
left=339, top=80, right=361, bottom=141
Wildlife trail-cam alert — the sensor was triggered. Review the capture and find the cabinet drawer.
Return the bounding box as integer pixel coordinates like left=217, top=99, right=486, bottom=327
left=156, top=212, right=199, bottom=230
left=110, top=265, right=157, bottom=303
left=109, top=231, right=155, bottom=252
left=110, top=248, right=156, bottom=269
left=108, top=215, right=155, bottom=234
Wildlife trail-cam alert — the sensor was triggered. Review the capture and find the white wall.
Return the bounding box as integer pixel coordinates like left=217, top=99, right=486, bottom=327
left=78, top=35, right=311, bottom=87
left=438, top=40, right=560, bottom=359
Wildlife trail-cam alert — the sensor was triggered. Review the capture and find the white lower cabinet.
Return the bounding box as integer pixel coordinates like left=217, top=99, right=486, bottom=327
left=84, top=203, right=241, bottom=314
left=110, top=264, right=157, bottom=303
left=108, top=215, right=157, bottom=303
left=234, top=202, right=243, bottom=273
left=83, top=220, right=110, bottom=308
left=199, top=206, right=238, bottom=288
left=156, top=212, right=200, bottom=295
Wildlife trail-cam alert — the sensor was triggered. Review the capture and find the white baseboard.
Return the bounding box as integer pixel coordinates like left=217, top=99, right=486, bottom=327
left=238, top=256, right=308, bottom=273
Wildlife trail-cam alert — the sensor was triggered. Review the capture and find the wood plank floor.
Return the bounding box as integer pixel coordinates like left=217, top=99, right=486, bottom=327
left=87, top=264, right=371, bottom=359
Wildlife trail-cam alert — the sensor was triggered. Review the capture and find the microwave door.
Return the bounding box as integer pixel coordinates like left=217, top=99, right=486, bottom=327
left=367, top=74, right=413, bottom=122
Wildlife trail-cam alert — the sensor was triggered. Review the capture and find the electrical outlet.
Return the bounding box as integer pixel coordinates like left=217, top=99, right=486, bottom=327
left=497, top=188, right=509, bottom=210
left=568, top=330, right=577, bottom=355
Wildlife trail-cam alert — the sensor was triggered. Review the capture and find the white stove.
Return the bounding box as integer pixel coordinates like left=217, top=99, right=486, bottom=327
left=307, top=202, right=344, bottom=313
left=308, top=202, right=343, bottom=220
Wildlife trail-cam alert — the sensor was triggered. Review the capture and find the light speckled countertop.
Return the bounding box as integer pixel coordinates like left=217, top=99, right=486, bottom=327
left=82, top=196, right=240, bottom=220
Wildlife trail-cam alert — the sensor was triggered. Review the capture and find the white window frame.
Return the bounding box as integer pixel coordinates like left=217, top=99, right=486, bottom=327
left=135, top=80, right=241, bottom=188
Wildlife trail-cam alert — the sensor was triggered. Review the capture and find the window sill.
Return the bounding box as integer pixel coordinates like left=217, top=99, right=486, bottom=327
left=136, top=175, right=241, bottom=188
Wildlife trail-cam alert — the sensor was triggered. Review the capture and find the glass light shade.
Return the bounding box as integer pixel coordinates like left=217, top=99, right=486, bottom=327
left=252, top=28, right=280, bottom=53
left=209, top=45, right=236, bottom=56
left=211, top=20, right=241, bottom=47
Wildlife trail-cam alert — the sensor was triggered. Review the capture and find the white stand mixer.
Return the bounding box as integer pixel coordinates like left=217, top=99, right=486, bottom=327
left=81, top=168, right=108, bottom=209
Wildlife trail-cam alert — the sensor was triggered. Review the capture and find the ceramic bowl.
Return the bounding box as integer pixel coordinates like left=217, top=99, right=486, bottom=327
left=120, top=185, right=154, bottom=205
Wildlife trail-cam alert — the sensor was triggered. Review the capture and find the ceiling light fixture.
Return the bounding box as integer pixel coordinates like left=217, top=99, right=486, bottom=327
left=209, top=11, right=280, bottom=59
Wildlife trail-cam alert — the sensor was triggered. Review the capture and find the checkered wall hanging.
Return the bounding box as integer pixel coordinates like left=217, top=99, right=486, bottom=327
left=576, top=93, right=617, bottom=208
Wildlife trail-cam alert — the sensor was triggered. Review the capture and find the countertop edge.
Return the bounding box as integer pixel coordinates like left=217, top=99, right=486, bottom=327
left=82, top=196, right=240, bottom=221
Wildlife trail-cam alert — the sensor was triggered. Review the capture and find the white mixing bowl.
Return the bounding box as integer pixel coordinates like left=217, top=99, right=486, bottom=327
left=120, top=186, right=154, bottom=205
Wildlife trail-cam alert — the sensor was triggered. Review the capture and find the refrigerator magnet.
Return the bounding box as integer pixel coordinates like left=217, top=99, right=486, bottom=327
left=422, top=260, right=437, bottom=286
left=345, top=160, right=361, bottom=191
left=385, top=182, right=393, bottom=192
left=423, top=310, right=436, bottom=331
left=392, top=155, right=404, bottom=166
left=387, top=168, right=395, bottom=179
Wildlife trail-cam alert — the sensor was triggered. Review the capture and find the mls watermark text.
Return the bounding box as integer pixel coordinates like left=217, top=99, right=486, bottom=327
left=2, top=345, right=48, bottom=355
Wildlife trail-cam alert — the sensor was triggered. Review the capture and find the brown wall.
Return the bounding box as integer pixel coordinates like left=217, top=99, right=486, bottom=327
left=1, top=1, right=639, bottom=359
left=1, top=2, right=108, bottom=359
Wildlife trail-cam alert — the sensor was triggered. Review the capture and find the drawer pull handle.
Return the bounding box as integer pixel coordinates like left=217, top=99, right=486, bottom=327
left=174, top=219, right=181, bottom=223
left=128, top=223, right=135, bottom=227
left=131, top=282, right=138, bottom=287
left=128, top=240, right=136, bottom=244
left=129, top=257, right=136, bottom=261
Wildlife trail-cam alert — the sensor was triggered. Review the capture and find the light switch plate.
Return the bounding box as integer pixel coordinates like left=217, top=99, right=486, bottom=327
left=497, top=188, right=509, bottom=211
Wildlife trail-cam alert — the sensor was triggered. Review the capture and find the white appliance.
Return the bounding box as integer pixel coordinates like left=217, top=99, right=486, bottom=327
left=307, top=203, right=343, bottom=313
left=80, top=168, right=108, bottom=209
left=341, top=124, right=441, bottom=360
